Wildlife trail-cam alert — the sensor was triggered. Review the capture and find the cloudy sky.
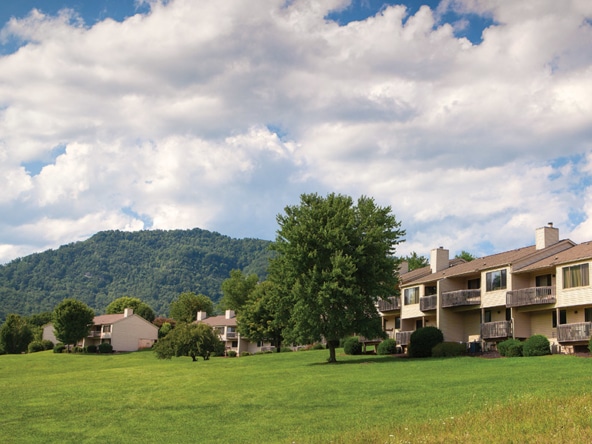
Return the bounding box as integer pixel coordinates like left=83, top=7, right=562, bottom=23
left=1, top=0, right=591, bottom=265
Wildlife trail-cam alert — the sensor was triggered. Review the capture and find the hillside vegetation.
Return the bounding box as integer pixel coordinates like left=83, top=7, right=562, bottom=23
left=0, top=228, right=273, bottom=320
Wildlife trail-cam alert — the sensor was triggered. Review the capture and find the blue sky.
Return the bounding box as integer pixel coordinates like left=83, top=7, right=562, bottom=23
left=0, top=0, right=591, bottom=264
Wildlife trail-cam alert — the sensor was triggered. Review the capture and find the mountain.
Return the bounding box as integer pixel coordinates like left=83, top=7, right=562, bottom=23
left=0, top=228, right=273, bottom=322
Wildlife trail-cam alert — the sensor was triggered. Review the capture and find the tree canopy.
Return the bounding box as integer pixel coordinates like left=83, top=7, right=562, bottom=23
left=52, top=299, right=95, bottom=348
left=269, top=193, right=405, bottom=362
left=153, top=322, right=221, bottom=361
left=402, top=252, right=429, bottom=271
left=169, top=292, right=215, bottom=323
left=106, top=296, right=156, bottom=322
left=0, top=314, right=33, bottom=354
left=455, top=250, right=476, bottom=262
left=220, top=269, right=259, bottom=312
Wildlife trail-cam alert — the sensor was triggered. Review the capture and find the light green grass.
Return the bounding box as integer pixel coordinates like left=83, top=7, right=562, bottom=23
left=0, top=350, right=590, bottom=443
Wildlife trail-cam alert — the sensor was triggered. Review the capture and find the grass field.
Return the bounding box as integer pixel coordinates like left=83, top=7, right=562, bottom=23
left=1, top=349, right=591, bottom=443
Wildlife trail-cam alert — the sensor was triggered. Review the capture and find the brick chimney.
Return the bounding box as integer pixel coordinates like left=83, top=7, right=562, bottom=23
left=430, top=247, right=449, bottom=273
left=535, top=223, right=559, bottom=250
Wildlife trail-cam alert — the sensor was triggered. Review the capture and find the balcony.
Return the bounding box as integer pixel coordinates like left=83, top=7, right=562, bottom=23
left=378, top=297, right=401, bottom=312
left=420, top=295, right=437, bottom=311
left=557, top=322, right=592, bottom=342
left=89, top=331, right=101, bottom=338
left=506, top=286, right=555, bottom=307
left=396, top=330, right=413, bottom=346
left=441, top=289, right=481, bottom=308
left=481, top=321, right=512, bottom=340
left=225, top=332, right=237, bottom=339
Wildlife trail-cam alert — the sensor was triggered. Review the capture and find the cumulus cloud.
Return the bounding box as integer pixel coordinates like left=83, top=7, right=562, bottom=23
left=0, top=0, right=592, bottom=263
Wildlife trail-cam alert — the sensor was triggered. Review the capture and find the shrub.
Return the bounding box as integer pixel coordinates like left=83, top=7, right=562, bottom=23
left=506, top=343, right=523, bottom=357
left=53, top=343, right=65, bottom=353
left=343, top=337, right=362, bottom=355
left=432, top=342, right=466, bottom=358
left=41, top=340, right=54, bottom=350
left=523, top=335, right=551, bottom=357
left=497, top=338, right=522, bottom=357
left=241, top=351, right=251, bottom=357
left=227, top=350, right=237, bottom=357
left=73, top=346, right=84, bottom=353
left=98, top=342, right=113, bottom=353
left=280, top=347, right=293, bottom=352
left=377, top=339, right=397, bottom=355
left=408, top=327, right=444, bottom=358
left=28, top=341, right=46, bottom=353
left=589, top=337, right=592, bottom=354
left=312, top=343, right=325, bottom=350
left=86, top=344, right=97, bottom=353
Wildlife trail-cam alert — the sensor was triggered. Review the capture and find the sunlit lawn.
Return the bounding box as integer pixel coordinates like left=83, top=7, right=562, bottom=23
left=0, top=349, right=590, bottom=443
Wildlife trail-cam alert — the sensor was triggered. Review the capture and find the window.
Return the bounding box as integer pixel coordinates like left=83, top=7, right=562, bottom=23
left=535, top=274, right=552, bottom=287
left=483, top=310, right=492, bottom=323
left=102, top=325, right=111, bottom=333
left=231, top=341, right=238, bottom=348
left=486, top=269, right=507, bottom=291
left=468, top=278, right=481, bottom=290
left=404, top=287, right=419, bottom=305
left=562, top=263, right=589, bottom=289
left=552, top=310, right=567, bottom=328
left=585, top=308, right=592, bottom=323
left=395, top=317, right=401, bottom=329
left=506, top=308, right=512, bottom=321
left=425, top=285, right=437, bottom=296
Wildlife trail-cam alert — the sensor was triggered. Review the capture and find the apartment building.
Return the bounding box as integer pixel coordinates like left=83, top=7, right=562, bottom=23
left=380, top=224, right=592, bottom=353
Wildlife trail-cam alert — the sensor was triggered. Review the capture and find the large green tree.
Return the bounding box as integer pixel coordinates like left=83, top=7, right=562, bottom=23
left=170, top=292, right=215, bottom=323
left=270, top=193, right=405, bottom=362
left=220, top=269, right=259, bottom=312
left=0, top=314, right=33, bottom=354
left=237, top=281, right=286, bottom=351
left=402, top=252, right=429, bottom=271
left=106, top=296, right=156, bottom=322
left=52, top=299, right=95, bottom=349
left=153, top=322, right=221, bottom=361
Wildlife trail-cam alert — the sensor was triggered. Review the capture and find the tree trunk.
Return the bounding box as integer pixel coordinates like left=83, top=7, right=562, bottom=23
left=327, top=341, right=338, bottom=363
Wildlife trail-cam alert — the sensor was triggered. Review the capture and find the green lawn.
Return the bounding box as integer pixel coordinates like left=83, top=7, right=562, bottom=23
left=0, top=350, right=591, bottom=443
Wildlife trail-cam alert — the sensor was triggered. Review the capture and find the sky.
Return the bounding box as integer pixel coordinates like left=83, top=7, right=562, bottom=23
left=0, top=0, right=591, bottom=265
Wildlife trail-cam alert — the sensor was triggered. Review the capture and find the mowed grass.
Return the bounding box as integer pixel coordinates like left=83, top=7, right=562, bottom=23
left=0, top=350, right=591, bottom=443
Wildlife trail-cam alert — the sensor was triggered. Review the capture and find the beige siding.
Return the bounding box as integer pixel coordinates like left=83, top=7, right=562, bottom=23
left=462, top=312, right=481, bottom=340
left=42, top=324, right=58, bottom=344
left=111, top=315, right=158, bottom=352
left=556, top=261, right=592, bottom=307
left=482, top=289, right=506, bottom=307
left=512, top=311, right=531, bottom=339
left=438, top=309, right=464, bottom=342
left=530, top=311, right=555, bottom=340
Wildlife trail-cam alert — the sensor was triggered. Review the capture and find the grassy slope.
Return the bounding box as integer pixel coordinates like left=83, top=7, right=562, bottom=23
left=0, top=350, right=591, bottom=443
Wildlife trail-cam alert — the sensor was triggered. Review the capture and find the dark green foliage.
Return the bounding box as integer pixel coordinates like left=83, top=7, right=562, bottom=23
left=158, top=322, right=173, bottom=338
left=279, top=346, right=293, bottom=352
left=53, top=343, right=65, bottom=353
left=153, top=322, right=220, bottom=361
left=106, top=297, right=155, bottom=322
left=52, top=299, right=95, bottom=348
left=498, top=338, right=522, bottom=357
left=0, top=228, right=273, bottom=321
left=312, top=343, right=325, bottom=350
left=170, top=292, right=215, bottom=323
left=343, top=337, right=362, bottom=355
left=377, top=339, right=397, bottom=355
left=270, top=193, right=404, bottom=363
left=408, top=327, right=444, bottom=358
left=506, top=343, right=523, bottom=357
left=28, top=340, right=46, bottom=353
left=432, top=342, right=466, bottom=358
left=73, top=346, right=84, bottom=353
left=86, top=344, right=97, bottom=353
left=0, top=314, right=34, bottom=354
left=41, top=339, right=54, bottom=350
left=227, top=350, right=237, bottom=357
left=220, top=270, right=259, bottom=311
left=523, top=335, right=551, bottom=357
left=589, top=337, right=592, bottom=353
left=98, top=342, right=113, bottom=353
left=402, top=252, right=429, bottom=271
left=241, top=351, right=251, bottom=356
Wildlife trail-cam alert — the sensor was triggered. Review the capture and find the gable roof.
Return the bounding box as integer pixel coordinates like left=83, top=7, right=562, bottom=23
left=514, top=241, right=592, bottom=273
left=93, top=314, right=125, bottom=325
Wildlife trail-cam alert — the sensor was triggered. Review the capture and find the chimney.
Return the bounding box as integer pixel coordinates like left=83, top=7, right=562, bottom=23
left=535, top=223, right=559, bottom=250
left=430, top=247, right=449, bottom=273
left=399, top=261, right=409, bottom=275
left=124, top=308, right=133, bottom=318
left=225, top=309, right=235, bottom=319
left=196, top=311, right=207, bottom=321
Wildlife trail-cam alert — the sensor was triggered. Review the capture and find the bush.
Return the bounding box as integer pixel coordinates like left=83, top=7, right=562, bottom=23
left=53, top=343, right=65, bottom=353
left=408, top=327, right=444, bottom=358
left=432, top=342, right=466, bottom=358
left=589, top=337, right=592, bottom=354
left=227, top=350, right=237, bottom=357
left=377, top=339, right=397, bottom=355
left=343, top=337, right=362, bottom=355
left=28, top=341, right=46, bottom=353
left=41, top=340, right=54, bottom=350
left=497, top=338, right=522, bottom=357
left=280, top=347, right=293, bottom=352
left=73, top=346, right=84, bottom=353
left=523, top=335, right=551, bottom=357
left=312, top=343, right=325, bottom=350
left=86, top=344, right=97, bottom=353
left=98, top=342, right=113, bottom=353
left=506, top=342, right=523, bottom=357
left=241, top=351, right=251, bottom=357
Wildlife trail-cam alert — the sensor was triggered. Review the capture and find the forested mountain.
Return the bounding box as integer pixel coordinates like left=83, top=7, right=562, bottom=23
left=0, top=228, right=273, bottom=322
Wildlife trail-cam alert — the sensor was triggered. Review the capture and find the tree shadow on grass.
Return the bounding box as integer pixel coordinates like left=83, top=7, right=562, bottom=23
left=307, top=355, right=407, bottom=366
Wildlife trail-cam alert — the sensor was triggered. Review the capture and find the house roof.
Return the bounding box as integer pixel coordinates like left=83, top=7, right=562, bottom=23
left=196, top=315, right=237, bottom=327
left=93, top=314, right=125, bottom=325
left=514, top=241, right=592, bottom=273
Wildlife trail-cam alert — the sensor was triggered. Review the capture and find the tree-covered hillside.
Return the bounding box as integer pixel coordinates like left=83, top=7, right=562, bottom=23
left=0, top=228, right=273, bottom=322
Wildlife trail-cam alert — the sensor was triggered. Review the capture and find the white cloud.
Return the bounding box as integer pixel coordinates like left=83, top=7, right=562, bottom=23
left=0, top=0, right=591, bottom=264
